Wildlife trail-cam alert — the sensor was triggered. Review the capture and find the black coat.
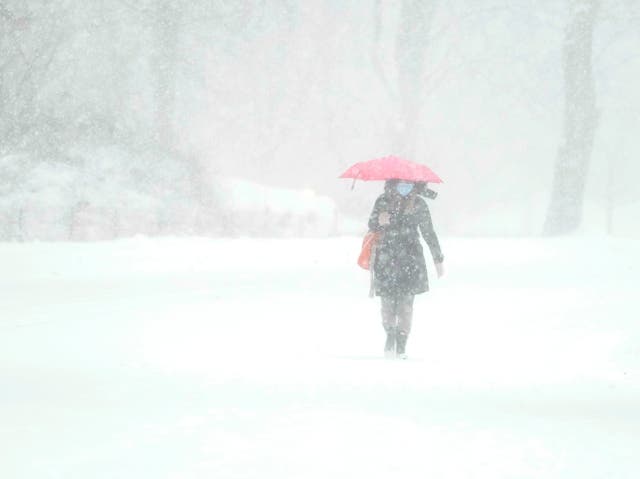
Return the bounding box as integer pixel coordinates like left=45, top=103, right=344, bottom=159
left=368, top=193, right=443, bottom=297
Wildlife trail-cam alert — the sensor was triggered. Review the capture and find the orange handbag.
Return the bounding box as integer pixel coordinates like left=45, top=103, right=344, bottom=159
left=357, top=231, right=380, bottom=270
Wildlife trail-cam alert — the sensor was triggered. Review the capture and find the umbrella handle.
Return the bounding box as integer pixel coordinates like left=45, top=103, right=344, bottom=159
left=351, top=178, right=356, bottom=190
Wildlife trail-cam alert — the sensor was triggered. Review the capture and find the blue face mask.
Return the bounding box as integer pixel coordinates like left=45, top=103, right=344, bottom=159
left=396, top=182, right=414, bottom=197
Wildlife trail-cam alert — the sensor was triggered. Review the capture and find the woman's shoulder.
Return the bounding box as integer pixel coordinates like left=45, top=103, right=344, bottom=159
left=373, top=194, right=388, bottom=206
left=414, top=196, right=431, bottom=214
left=415, top=195, right=429, bottom=208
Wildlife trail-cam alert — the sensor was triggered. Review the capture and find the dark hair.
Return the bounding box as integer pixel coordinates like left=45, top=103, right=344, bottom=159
left=413, top=182, right=438, bottom=199
left=384, top=179, right=400, bottom=194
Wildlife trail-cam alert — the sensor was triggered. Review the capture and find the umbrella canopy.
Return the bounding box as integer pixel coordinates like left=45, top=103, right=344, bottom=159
left=339, top=155, right=443, bottom=183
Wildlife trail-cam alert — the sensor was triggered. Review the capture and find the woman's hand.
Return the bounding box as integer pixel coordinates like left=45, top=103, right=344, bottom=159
left=435, top=262, right=444, bottom=278
left=378, top=211, right=391, bottom=226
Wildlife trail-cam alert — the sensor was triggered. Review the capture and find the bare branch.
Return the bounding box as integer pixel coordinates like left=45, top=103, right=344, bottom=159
left=370, top=0, right=396, bottom=103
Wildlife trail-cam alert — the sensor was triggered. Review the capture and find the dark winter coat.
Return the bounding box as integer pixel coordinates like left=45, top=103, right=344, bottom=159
left=368, top=192, right=443, bottom=297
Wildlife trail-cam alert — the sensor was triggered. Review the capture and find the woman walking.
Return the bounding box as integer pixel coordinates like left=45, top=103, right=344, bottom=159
left=368, top=180, right=444, bottom=359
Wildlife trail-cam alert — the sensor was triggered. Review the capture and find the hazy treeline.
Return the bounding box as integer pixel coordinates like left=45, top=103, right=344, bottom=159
left=0, top=0, right=638, bottom=240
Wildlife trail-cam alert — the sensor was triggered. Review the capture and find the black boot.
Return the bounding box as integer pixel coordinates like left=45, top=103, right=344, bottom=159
left=384, top=328, right=396, bottom=358
left=396, top=332, right=408, bottom=359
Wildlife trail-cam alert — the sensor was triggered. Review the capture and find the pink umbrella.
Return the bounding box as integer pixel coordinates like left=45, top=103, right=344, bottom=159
left=339, top=155, right=443, bottom=184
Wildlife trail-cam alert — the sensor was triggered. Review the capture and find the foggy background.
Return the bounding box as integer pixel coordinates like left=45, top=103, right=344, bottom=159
left=1, top=0, right=638, bottom=240
left=4, top=3, right=640, bottom=477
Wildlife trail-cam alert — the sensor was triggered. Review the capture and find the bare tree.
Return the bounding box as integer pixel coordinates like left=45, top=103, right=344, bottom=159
left=0, top=1, right=61, bottom=152
left=544, top=0, right=600, bottom=235
left=150, top=0, right=181, bottom=152
left=393, top=0, right=436, bottom=158
left=372, top=0, right=437, bottom=159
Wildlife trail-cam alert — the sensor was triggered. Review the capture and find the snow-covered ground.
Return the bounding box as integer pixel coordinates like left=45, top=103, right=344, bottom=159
left=2, top=236, right=639, bottom=478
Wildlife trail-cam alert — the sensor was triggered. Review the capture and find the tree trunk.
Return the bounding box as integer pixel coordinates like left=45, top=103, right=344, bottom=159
left=152, top=1, right=180, bottom=151
left=606, top=152, right=614, bottom=234
left=393, top=0, right=435, bottom=159
left=544, top=0, right=600, bottom=235
left=371, top=1, right=435, bottom=158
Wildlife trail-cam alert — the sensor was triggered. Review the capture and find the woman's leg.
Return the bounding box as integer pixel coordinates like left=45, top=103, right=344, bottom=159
left=395, top=295, right=415, bottom=356
left=380, top=295, right=398, bottom=353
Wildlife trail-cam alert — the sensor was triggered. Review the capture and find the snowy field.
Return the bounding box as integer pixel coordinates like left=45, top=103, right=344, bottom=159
left=2, top=236, right=639, bottom=479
